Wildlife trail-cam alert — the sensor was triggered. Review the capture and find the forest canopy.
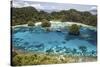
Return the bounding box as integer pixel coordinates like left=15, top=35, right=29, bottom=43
left=11, top=6, right=97, bottom=26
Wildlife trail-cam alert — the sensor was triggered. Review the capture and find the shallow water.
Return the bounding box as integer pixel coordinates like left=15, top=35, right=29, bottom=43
left=12, top=26, right=97, bottom=55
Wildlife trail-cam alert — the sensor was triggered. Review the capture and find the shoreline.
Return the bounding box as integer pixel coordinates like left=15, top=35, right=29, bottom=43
left=12, top=50, right=97, bottom=65
left=11, top=21, right=97, bottom=30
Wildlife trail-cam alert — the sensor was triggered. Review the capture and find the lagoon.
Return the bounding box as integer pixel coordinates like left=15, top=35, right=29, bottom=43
left=12, top=22, right=97, bottom=56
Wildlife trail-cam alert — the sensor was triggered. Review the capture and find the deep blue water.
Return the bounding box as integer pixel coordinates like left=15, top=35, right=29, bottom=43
left=12, top=26, right=97, bottom=55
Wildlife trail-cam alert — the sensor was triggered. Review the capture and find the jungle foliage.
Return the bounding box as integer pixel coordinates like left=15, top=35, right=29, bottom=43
left=11, top=7, right=97, bottom=26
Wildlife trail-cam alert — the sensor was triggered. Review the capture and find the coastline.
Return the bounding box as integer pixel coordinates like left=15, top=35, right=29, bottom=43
left=11, top=21, right=97, bottom=30
left=12, top=21, right=97, bottom=65
left=12, top=50, right=97, bottom=65
left=11, top=24, right=28, bottom=29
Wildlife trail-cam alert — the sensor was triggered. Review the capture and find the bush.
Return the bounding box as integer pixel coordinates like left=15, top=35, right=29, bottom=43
left=41, top=19, right=51, bottom=27
left=28, top=21, right=35, bottom=26
left=12, top=54, right=41, bottom=66
left=12, top=51, right=18, bottom=57
left=12, top=55, right=23, bottom=66
left=68, top=24, right=80, bottom=35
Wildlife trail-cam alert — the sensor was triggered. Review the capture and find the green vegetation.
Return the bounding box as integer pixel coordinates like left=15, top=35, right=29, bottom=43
left=11, top=6, right=97, bottom=66
left=12, top=52, right=97, bottom=66
left=41, top=19, right=51, bottom=27
left=28, top=21, right=35, bottom=26
left=12, top=47, right=97, bottom=66
left=68, top=24, right=80, bottom=35
left=12, top=51, right=18, bottom=57
left=11, top=7, right=97, bottom=26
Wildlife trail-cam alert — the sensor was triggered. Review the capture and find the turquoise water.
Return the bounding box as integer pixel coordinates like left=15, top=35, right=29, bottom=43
left=12, top=26, right=97, bottom=56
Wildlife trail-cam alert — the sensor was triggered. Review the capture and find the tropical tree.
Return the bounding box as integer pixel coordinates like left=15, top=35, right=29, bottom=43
left=68, top=24, right=80, bottom=35
left=28, top=20, right=35, bottom=26
left=12, top=7, right=97, bottom=26
left=41, top=19, right=51, bottom=27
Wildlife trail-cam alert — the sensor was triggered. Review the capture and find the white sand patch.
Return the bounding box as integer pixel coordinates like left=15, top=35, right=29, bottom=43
left=12, top=24, right=28, bottom=29
left=49, top=21, right=96, bottom=31
left=35, top=22, right=42, bottom=26
left=12, top=21, right=96, bottom=31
